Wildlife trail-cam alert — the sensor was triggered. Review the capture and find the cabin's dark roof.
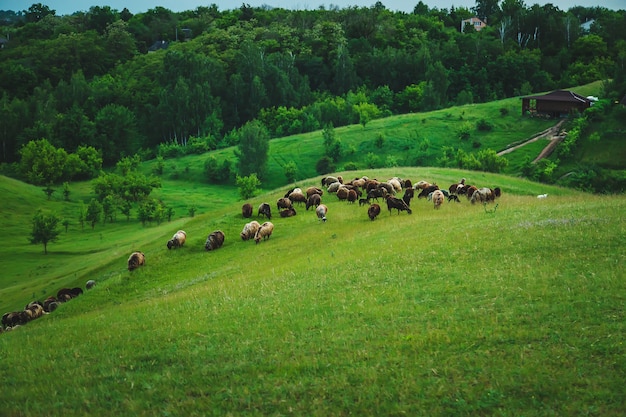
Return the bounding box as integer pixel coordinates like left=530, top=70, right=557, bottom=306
left=523, top=90, right=591, bottom=103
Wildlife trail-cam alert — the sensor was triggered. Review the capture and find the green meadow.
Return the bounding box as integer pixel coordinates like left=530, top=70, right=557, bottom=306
left=1, top=165, right=625, bottom=416
left=1, top=81, right=624, bottom=415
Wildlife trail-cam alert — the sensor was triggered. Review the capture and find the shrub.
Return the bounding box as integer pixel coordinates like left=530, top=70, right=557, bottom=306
left=343, top=162, right=359, bottom=171
left=476, top=118, right=493, bottom=131
left=316, top=156, right=336, bottom=175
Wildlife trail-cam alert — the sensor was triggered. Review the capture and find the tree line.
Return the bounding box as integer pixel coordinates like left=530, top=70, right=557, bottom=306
left=1, top=1, right=625, bottom=184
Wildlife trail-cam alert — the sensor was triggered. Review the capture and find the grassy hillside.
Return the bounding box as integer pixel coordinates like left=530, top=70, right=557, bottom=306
left=1, top=167, right=624, bottom=416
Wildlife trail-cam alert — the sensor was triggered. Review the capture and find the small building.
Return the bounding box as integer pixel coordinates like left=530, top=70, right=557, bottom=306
left=461, top=17, right=487, bottom=32
left=148, top=40, right=169, bottom=53
left=521, top=90, right=592, bottom=118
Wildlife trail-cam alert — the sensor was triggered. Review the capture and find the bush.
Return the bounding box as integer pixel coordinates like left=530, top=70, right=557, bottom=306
left=343, top=162, right=359, bottom=171
left=316, top=156, right=336, bottom=175
left=476, top=118, right=493, bottom=131
left=457, top=123, right=471, bottom=141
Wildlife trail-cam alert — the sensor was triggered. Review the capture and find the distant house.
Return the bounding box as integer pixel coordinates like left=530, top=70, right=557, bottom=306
left=521, top=90, right=593, bottom=118
left=148, top=40, right=169, bottom=53
left=461, top=17, right=487, bottom=32
left=580, top=18, right=595, bottom=33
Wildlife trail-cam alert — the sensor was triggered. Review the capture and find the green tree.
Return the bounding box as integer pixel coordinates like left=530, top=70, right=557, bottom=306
left=284, top=161, right=298, bottom=183
left=236, top=173, right=262, bottom=200
left=86, top=198, right=103, bottom=229
left=19, top=139, right=68, bottom=185
left=235, top=121, right=270, bottom=179
left=29, top=210, right=61, bottom=254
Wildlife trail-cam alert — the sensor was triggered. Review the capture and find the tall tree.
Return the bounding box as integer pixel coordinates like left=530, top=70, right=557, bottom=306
left=30, top=210, right=61, bottom=254
left=235, top=120, right=270, bottom=179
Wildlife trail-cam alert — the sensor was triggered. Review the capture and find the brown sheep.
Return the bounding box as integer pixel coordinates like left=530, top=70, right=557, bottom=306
left=167, top=230, right=187, bottom=249
left=257, top=203, right=272, bottom=220
left=205, top=230, right=225, bottom=251
left=368, top=203, right=381, bottom=220
left=288, top=189, right=307, bottom=205
left=306, top=187, right=324, bottom=198
left=254, top=222, right=274, bottom=243
left=242, top=203, right=253, bottom=218
left=280, top=207, right=297, bottom=217
left=347, top=189, right=358, bottom=204
left=241, top=221, right=261, bottom=241
left=128, top=251, right=146, bottom=271
left=306, top=193, right=321, bottom=211
left=277, top=197, right=292, bottom=210
left=336, top=187, right=350, bottom=201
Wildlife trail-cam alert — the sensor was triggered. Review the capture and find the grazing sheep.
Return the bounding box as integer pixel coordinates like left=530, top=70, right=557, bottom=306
left=367, top=187, right=387, bottom=202
left=277, top=197, right=292, bottom=210
left=167, top=230, right=187, bottom=249
left=205, top=230, right=225, bottom=251
left=537, top=194, right=548, bottom=199
left=241, top=221, right=261, bottom=241
left=254, top=222, right=274, bottom=243
left=306, top=187, right=324, bottom=198
left=414, top=180, right=431, bottom=190
left=2, top=311, right=28, bottom=328
left=368, top=203, right=381, bottom=220
left=402, top=188, right=414, bottom=207
left=257, top=203, right=272, bottom=220
left=347, top=189, right=358, bottom=204
left=280, top=207, right=297, bottom=217
left=242, top=203, right=253, bottom=218
left=321, top=176, right=339, bottom=187
left=86, top=279, right=96, bottom=290
left=316, top=204, right=328, bottom=222
left=432, top=189, right=445, bottom=209
left=57, top=287, right=83, bottom=301
left=327, top=182, right=342, bottom=193
left=465, top=185, right=478, bottom=200
left=385, top=195, right=412, bottom=215
left=288, top=189, right=307, bottom=205
left=418, top=184, right=439, bottom=199
left=471, top=187, right=501, bottom=204
left=128, top=251, right=146, bottom=271
left=359, top=198, right=371, bottom=206
left=336, top=187, right=350, bottom=201
left=388, top=178, right=402, bottom=193
left=43, top=296, right=58, bottom=312
left=306, top=193, right=321, bottom=210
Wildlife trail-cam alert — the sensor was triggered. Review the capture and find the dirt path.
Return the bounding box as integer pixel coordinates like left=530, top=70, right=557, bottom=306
left=497, top=120, right=566, bottom=162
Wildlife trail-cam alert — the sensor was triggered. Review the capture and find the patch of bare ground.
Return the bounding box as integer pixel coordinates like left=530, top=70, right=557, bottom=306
left=497, top=119, right=566, bottom=162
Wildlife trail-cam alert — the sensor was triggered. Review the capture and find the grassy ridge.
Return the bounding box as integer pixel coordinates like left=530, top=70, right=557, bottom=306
left=1, top=168, right=625, bottom=416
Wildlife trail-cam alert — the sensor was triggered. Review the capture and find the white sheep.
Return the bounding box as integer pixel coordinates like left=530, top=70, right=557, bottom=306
left=316, top=204, right=328, bottom=222
left=167, top=230, right=187, bottom=249
left=254, top=222, right=274, bottom=244
left=432, top=189, right=445, bottom=209
left=537, top=194, right=548, bottom=199
left=241, top=220, right=261, bottom=241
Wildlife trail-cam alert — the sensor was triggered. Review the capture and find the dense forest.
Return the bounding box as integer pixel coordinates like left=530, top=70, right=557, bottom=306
left=1, top=1, right=625, bottom=183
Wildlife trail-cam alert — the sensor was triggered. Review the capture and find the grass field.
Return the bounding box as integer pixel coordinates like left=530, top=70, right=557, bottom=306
left=1, top=166, right=624, bottom=416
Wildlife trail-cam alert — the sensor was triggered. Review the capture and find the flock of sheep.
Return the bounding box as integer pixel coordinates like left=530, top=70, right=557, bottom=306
left=1, top=281, right=95, bottom=333
left=126, top=174, right=501, bottom=272
left=2, top=173, right=501, bottom=334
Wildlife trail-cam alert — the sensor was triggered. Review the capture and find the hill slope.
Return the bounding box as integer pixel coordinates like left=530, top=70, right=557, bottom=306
left=1, top=168, right=624, bottom=416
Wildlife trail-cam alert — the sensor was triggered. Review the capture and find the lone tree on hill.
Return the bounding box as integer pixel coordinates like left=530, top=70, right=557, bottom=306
left=30, top=210, right=61, bottom=254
